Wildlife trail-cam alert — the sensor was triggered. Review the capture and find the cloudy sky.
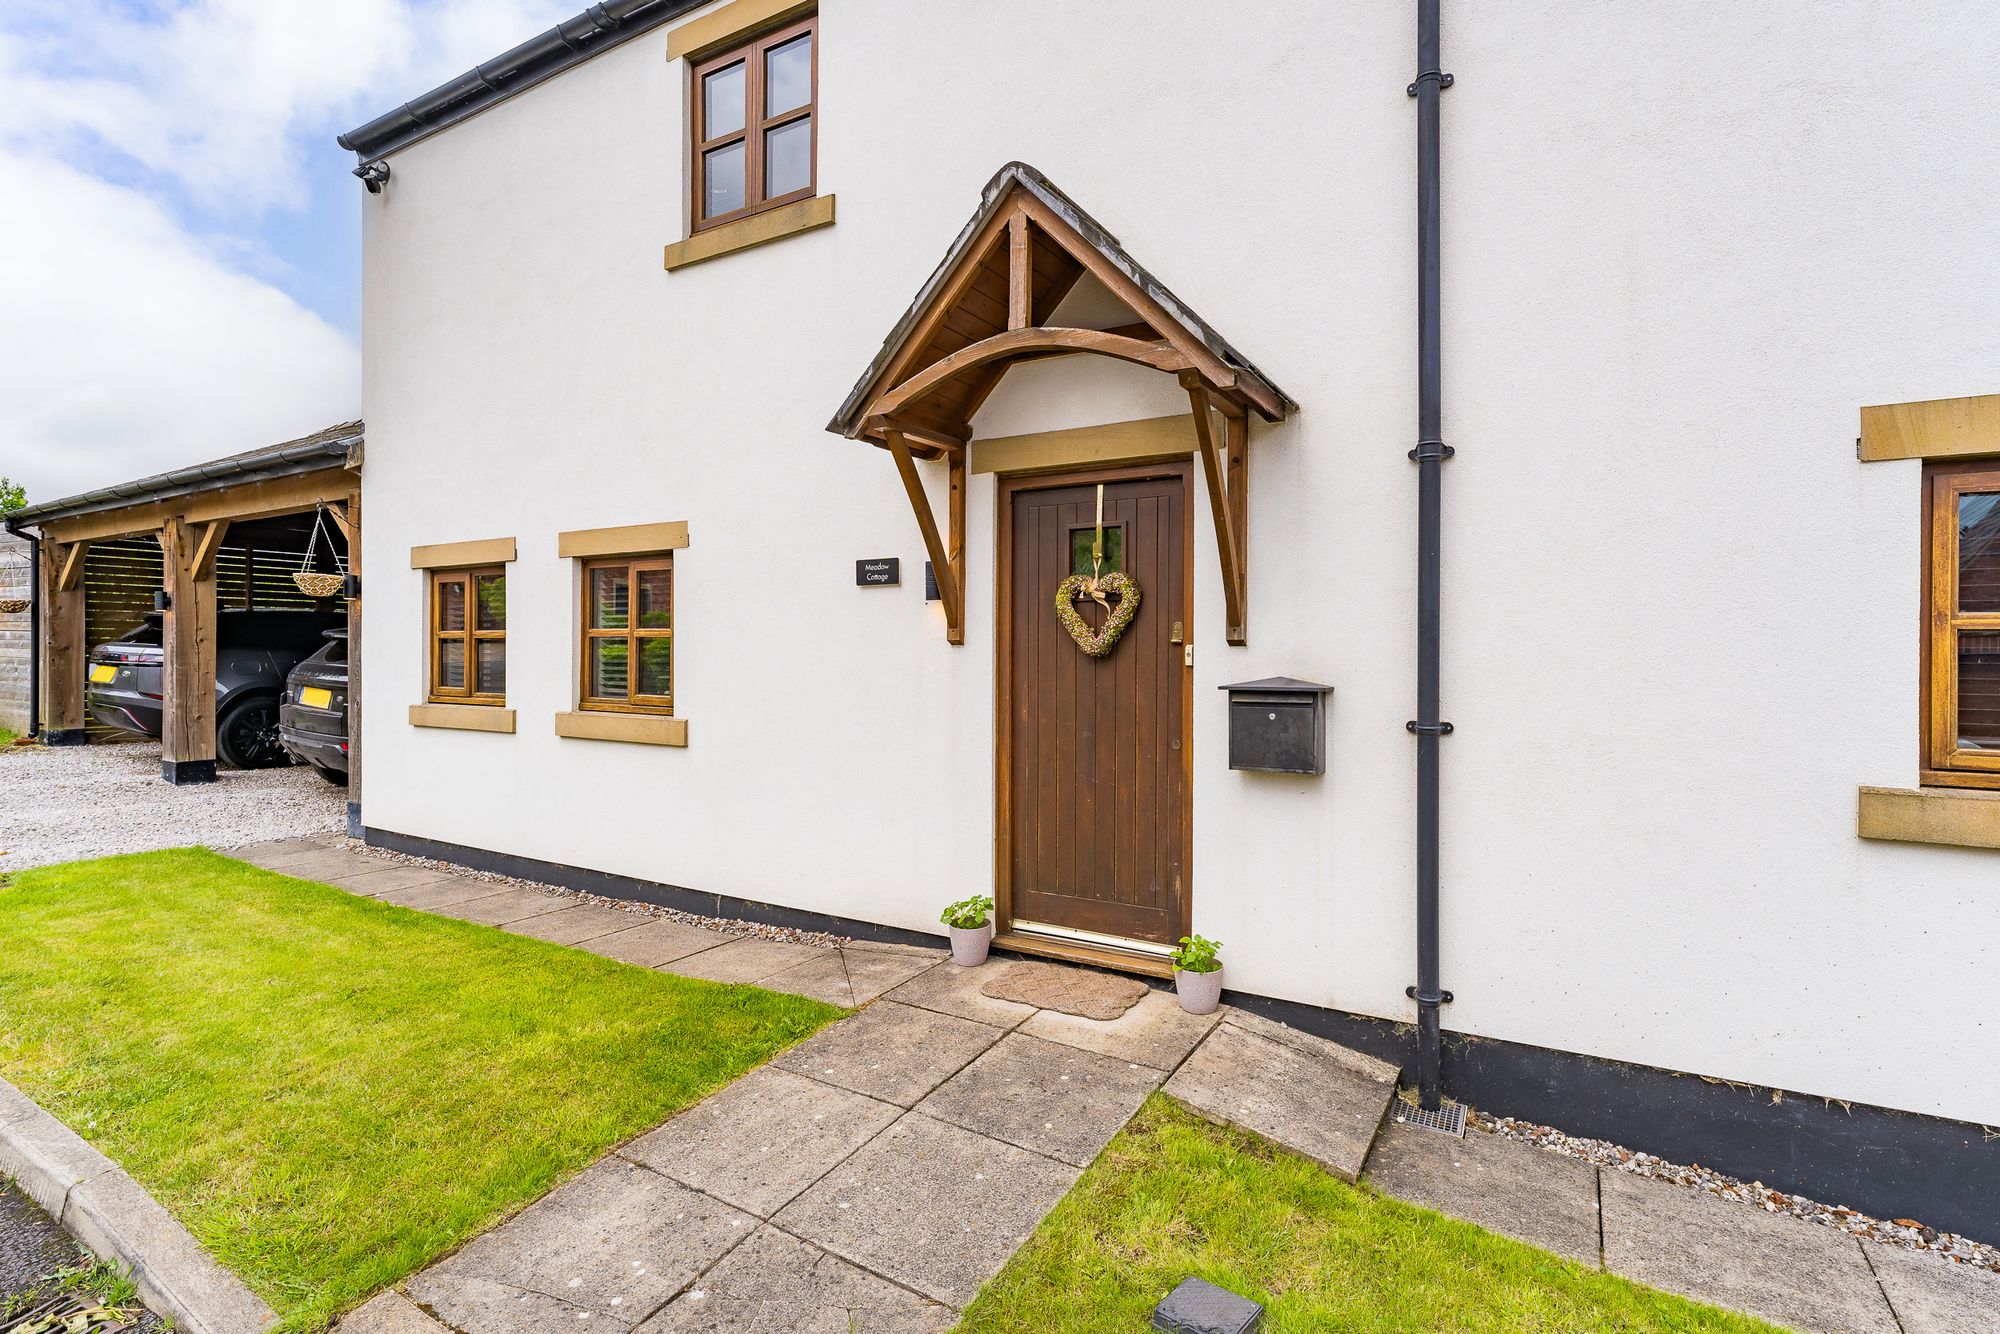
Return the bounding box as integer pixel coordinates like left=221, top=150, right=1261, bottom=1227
left=0, top=0, right=573, bottom=506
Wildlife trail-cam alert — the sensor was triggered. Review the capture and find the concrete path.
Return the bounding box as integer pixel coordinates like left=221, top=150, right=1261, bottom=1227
left=236, top=838, right=1997, bottom=1334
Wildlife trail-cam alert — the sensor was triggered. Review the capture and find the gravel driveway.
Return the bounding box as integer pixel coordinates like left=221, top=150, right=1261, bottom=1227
left=0, top=741, right=345, bottom=869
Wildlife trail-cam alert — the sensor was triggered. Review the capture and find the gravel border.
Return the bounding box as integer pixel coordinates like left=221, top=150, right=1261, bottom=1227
left=1468, top=1108, right=2000, bottom=1275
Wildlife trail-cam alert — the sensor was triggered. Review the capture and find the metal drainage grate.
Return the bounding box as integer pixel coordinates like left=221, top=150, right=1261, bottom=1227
left=1394, top=1096, right=1466, bottom=1138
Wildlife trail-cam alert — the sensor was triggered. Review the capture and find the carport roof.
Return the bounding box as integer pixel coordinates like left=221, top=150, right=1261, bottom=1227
left=6, top=422, right=362, bottom=531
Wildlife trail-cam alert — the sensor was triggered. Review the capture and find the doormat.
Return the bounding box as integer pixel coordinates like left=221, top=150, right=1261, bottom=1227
left=982, top=962, right=1149, bottom=1020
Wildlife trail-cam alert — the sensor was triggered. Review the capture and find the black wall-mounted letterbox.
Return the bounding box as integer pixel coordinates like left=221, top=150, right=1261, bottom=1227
left=1221, top=677, right=1334, bottom=774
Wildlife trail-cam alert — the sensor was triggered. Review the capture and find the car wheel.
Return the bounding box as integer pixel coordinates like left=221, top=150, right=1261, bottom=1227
left=216, top=697, right=290, bottom=769
left=312, top=764, right=349, bottom=787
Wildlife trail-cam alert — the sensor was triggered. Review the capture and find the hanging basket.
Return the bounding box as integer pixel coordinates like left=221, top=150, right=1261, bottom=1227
left=292, top=571, right=346, bottom=600
left=0, top=598, right=27, bottom=614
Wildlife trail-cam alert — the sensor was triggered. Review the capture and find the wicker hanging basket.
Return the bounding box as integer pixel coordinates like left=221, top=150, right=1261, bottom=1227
left=291, top=571, right=345, bottom=599
left=291, top=504, right=348, bottom=600
left=0, top=598, right=27, bottom=614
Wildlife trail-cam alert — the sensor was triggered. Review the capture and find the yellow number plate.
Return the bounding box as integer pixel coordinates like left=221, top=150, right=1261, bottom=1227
left=90, top=664, right=117, bottom=683
left=300, top=687, right=333, bottom=709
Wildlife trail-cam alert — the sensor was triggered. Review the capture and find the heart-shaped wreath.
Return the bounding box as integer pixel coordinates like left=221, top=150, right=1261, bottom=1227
left=1055, top=571, right=1141, bottom=657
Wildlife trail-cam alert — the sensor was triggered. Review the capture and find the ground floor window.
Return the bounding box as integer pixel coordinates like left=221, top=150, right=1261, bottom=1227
left=581, top=556, right=673, bottom=713
left=430, top=566, right=506, bottom=704
left=1924, top=460, right=2000, bottom=786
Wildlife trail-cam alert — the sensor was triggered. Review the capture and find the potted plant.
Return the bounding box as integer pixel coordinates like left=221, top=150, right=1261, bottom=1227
left=940, top=895, right=995, bottom=967
left=1171, top=935, right=1224, bottom=1014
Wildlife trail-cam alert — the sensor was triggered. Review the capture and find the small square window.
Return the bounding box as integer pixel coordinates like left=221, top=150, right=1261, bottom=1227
left=1069, top=523, right=1125, bottom=577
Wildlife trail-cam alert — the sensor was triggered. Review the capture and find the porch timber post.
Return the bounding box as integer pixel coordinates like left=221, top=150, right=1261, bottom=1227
left=39, top=538, right=88, bottom=744
left=1007, top=210, right=1032, bottom=330
left=340, top=489, right=362, bottom=835
left=886, top=429, right=964, bottom=643
left=158, top=516, right=222, bottom=784
left=1184, top=374, right=1247, bottom=644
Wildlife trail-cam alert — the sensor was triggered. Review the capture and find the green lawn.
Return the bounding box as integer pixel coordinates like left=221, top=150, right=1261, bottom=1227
left=0, top=726, right=18, bottom=749
left=956, top=1096, right=1779, bottom=1334
left=0, top=849, right=841, bottom=1331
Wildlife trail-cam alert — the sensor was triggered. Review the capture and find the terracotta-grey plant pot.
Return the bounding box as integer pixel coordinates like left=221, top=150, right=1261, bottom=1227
left=1174, top=966, right=1223, bottom=1014
left=948, top=922, right=992, bottom=967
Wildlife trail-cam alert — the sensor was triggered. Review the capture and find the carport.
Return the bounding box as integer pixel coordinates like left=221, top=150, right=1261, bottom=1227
left=3, top=424, right=363, bottom=799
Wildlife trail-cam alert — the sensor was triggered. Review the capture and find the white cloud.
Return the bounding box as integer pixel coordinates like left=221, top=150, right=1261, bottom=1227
left=0, top=1, right=577, bottom=504
left=0, top=151, right=358, bottom=500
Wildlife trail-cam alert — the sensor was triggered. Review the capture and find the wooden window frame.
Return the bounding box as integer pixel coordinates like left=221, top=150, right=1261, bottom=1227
left=580, top=556, right=674, bottom=716
left=429, top=566, right=507, bottom=707
left=688, top=13, right=817, bottom=233
left=1922, top=459, right=2000, bottom=787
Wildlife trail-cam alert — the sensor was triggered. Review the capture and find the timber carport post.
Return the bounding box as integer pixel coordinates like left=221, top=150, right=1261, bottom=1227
left=4, top=424, right=363, bottom=788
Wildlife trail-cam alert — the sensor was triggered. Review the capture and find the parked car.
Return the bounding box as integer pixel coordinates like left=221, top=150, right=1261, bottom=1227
left=86, top=610, right=345, bottom=768
left=279, top=630, right=349, bottom=784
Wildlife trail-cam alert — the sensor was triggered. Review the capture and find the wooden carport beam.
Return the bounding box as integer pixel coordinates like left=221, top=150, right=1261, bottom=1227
left=38, top=541, right=89, bottom=743
left=157, top=516, right=221, bottom=785
left=1185, top=373, right=1248, bottom=644
left=886, top=429, right=965, bottom=644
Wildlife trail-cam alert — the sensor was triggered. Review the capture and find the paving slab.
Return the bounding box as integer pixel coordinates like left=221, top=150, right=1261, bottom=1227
left=842, top=940, right=950, bottom=961
left=503, top=903, right=644, bottom=946
left=762, top=950, right=937, bottom=1007
left=232, top=838, right=334, bottom=868
left=1019, top=988, right=1219, bottom=1071
left=634, top=1225, right=952, bottom=1333
left=258, top=851, right=379, bottom=885
left=371, top=878, right=510, bottom=912
left=1221, top=1008, right=1402, bottom=1085
left=335, top=1291, right=450, bottom=1333
left=1363, top=1121, right=1600, bottom=1265
left=883, top=959, right=1039, bottom=1029
left=63, top=1170, right=278, bottom=1334
left=1163, top=1021, right=1396, bottom=1183
left=663, top=937, right=827, bottom=985
left=838, top=949, right=944, bottom=1003
left=917, top=1031, right=1161, bottom=1167
left=403, top=1271, right=630, bottom=1333
left=775, top=1113, right=1078, bottom=1309
left=1865, top=1242, right=2000, bottom=1334
left=429, top=886, right=570, bottom=927
left=1599, top=1169, right=1899, bottom=1333
left=583, top=919, right=732, bottom=968
left=621, top=1067, right=901, bottom=1217
left=774, top=1002, right=1003, bottom=1107
left=409, top=1155, right=752, bottom=1327
left=322, top=865, right=458, bottom=897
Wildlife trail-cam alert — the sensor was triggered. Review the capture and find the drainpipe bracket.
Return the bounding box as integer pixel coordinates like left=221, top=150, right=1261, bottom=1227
left=1407, top=70, right=1454, bottom=97
left=1406, top=986, right=1455, bottom=1005
left=1408, top=439, right=1455, bottom=463
left=1405, top=720, right=1454, bottom=735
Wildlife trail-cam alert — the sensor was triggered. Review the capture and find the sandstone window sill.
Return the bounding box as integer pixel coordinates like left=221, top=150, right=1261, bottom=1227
left=663, top=195, right=834, bottom=272
left=409, top=704, right=515, bottom=734
left=555, top=711, right=687, bottom=747
left=1857, top=784, right=2000, bottom=850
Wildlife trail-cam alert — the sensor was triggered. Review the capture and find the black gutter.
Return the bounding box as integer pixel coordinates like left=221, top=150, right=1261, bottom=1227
left=1405, top=0, right=1455, bottom=1110
left=338, top=0, right=708, bottom=165
left=7, top=433, right=358, bottom=531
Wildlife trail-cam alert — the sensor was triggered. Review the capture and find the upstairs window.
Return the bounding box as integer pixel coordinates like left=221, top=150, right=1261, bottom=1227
left=1925, top=460, right=2000, bottom=786
left=689, top=14, right=816, bottom=231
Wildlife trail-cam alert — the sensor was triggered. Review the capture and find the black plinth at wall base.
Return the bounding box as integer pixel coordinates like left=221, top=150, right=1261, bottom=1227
left=346, top=802, right=362, bottom=838
left=43, top=729, right=87, bottom=747
left=1152, top=1277, right=1264, bottom=1334
left=160, top=759, right=217, bottom=785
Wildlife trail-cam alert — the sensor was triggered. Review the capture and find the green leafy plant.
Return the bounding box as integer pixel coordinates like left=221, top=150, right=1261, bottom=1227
left=0, top=477, right=25, bottom=514
left=1171, top=935, right=1222, bottom=974
left=940, top=894, right=994, bottom=930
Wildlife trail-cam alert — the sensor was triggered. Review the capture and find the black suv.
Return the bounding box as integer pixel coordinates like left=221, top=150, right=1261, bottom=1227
left=87, top=610, right=345, bottom=768
left=279, top=630, right=349, bottom=784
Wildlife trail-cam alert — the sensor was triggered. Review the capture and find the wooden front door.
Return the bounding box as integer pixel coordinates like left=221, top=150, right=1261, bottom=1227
left=1000, top=462, right=1192, bottom=948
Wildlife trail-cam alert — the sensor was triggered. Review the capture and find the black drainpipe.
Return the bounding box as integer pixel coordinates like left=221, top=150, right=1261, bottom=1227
left=9, top=523, right=40, bottom=739
left=1405, top=0, right=1454, bottom=1110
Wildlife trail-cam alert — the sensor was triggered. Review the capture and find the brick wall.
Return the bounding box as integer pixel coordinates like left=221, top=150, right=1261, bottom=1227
left=0, top=530, right=31, bottom=733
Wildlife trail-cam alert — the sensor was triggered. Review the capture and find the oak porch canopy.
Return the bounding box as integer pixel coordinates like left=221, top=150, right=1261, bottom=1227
left=828, top=162, right=1294, bottom=645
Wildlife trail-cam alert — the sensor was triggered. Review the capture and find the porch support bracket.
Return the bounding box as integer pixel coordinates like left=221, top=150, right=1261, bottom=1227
left=1184, top=372, right=1249, bottom=644
left=886, top=427, right=966, bottom=644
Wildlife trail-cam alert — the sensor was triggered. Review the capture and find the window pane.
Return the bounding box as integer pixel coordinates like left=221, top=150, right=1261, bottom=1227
left=702, top=60, right=745, bottom=137
left=437, top=579, right=466, bottom=632
left=438, top=639, right=466, bottom=690
left=703, top=141, right=745, bottom=218
left=474, top=574, right=506, bottom=630
left=1070, top=525, right=1124, bottom=576
left=1959, top=493, right=2000, bottom=613
left=764, top=117, right=811, bottom=198
left=764, top=34, right=811, bottom=116
left=636, top=567, right=671, bottom=629
left=591, top=639, right=630, bottom=699
left=476, top=641, right=506, bottom=695
left=638, top=638, right=672, bottom=698
left=591, top=567, right=630, bottom=629
left=1959, top=633, right=2000, bottom=749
